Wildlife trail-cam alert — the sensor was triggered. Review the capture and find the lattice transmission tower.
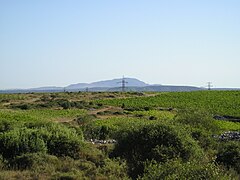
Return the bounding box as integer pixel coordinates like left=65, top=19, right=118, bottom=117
left=117, top=76, right=128, bottom=92
left=207, top=82, right=213, bottom=90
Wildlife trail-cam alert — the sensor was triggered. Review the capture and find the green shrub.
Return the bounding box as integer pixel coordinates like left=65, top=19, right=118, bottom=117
left=140, top=159, right=232, bottom=180
left=0, top=119, right=22, bottom=133
left=0, top=121, right=84, bottom=160
left=54, top=172, right=84, bottom=180
left=0, top=128, right=47, bottom=159
left=26, top=121, right=84, bottom=141
left=190, top=128, right=216, bottom=150
left=35, top=123, right=84, bottom=159
left=10, top=153, right=59, bottom=170
left=176, top=110, right=219, bottom=133
left=75, top=114, right=96, bottom=126
left=11, top=103, right=32, bottom=110
left=96, top=158, right=129, bottom=180
left=0, top=155, right=4, bottom=170
left=112, top=124, right=202, bottom=178
left=216, top=142, right=240, bottom=173
left=47, top=135, right=83, bottom=159
left=70, top=100, right=89, bottom=109
left=99, top=125, right=110, bottom=140
left=61, top=101, right=71, bottom=109
left=80, top=144, right=105, bottom=166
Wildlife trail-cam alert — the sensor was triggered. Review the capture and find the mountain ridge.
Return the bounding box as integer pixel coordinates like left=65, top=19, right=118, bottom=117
left=66, top=78, right=148, bottom=89
left=0, top=77, right=228, bottom=93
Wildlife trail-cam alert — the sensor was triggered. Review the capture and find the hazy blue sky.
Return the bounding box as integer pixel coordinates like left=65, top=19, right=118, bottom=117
left=1, top=0, right=240, bottom=89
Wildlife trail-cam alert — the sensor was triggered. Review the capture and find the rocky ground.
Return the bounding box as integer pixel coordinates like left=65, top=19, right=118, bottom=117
left=214, top=131, right=240, bottom=141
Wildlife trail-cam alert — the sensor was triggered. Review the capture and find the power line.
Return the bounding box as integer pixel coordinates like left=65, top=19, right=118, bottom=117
left=117, top=76, right=128, bottom=92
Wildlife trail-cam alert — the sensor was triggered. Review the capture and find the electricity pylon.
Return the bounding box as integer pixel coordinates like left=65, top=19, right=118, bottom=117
left=207, top=82, right=213, bottom=90
left=117, top=76, right=128, bottom=92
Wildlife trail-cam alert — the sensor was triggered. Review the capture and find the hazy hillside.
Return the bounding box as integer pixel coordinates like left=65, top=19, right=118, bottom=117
left=108, top=85, right=202, bottom=92
left=0, top=77, right=206, bottom=93
left=66, top=78, right=148, bottom=89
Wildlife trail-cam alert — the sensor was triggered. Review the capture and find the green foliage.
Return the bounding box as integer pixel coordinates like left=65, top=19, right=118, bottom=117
left=174, top=110, right=220, bottom=150
left=47, top=133, right=83, bottom=159
left=0, top=120, right=84, bottom=160
left=75, top=114, right=96, bottom=126
left=214, top=120, right=240, bottom=131
left=96, top=158, right=130, bottom=180
left=190, top=128, right=216, bottom=150
left=99, top=125, right=110, bottom=140
left=59, top=100, right=71, bottom=109
left=53, top=157, right=130, bottom=180
left=0, top=119, right=23, bottom=133
left=0, top=109, right=86, bottom=122
left=11, top=103, right=32, bottom=110
left=140, top=159, right=232, bottom=180
left=7, top=94, right=99, bottom=110
left=30, top=123, right=84, bottom=159
left=132, top=110, right=175, bottom=121
left=84, top=117, right=150, bottom=140
left=70, top=100, right=92, bottom=109
left=216, top=142, right=240, bottom=173
left=0, top=94, right=27, bottom=101
left=10, top=153, right=59, bottom=170
left=54, top=172, right=81, bottom=180
left=0, top=128, right=47, bottom=159
left=0, top=91, right=239, bottom=178
left=112, top=123, right=202, bottom=178
left=175, top=110, right=219, bottom=133
left=97, top=91, right=240, bottom=117
left=84, top=110, right=175, bottom=140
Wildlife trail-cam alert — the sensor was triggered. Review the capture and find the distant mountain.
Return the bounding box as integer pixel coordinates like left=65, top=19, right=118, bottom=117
left=0, top=77, right=211, bottom=93
left=108, top=85, right=202, bottom=92
left=29, top=86, right=63, bottom=91
left=212, top=88, right=240, bottom=91
left=66, top=83, right=89, bottom=90
left=66, top=78, right=148, bottom=90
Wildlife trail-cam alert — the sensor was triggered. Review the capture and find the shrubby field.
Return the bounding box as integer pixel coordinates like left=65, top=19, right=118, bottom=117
left=0, top=91, right=239, bottom=179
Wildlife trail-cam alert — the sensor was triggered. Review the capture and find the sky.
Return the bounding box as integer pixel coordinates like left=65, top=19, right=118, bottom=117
left=1, top=0, right=240, bottom=89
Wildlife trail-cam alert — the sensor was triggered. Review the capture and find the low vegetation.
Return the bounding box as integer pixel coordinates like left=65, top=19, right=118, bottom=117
left=0, top=91, right=239, bottom=179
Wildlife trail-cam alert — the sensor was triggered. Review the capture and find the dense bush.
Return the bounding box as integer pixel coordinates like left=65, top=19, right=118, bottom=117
left=140, top=159, right=232, bottom=180
left=99, top=125, right=110, bottom=140
left=10, top=103, right=33, bottom=110
left=175, top=110, right=219, bottom=133
left=190, top=128, right=217, bottom=150
left=47, top=134, right=83, bottom=159
left=1, top=91, right=239, bottom=179
left=96, top=158, right=129, bottom=180
left=75, top=114, right=96, bottom=126
left=10, top=153, right=59, bottom=170
left=70, top=100, right=89, bottom=109
left=216, top=142, right=240, bottom=173
left=112, top=123, right=202, bottom=178
left=0, top=119, right=23, bottom=133
left=60, top=101, right=71, bottom=109
left=9, top=98, right=97, bottom=110
left=56, top=99, right=96, bottom=110
left=53, top=157, right=130, bottom=180
left=0, top=128, right=47, bottom=159
left=0, top=121, right=84, bottom=160
left=32, top=123, right=84, bottom=159
left=175, top=110, right=220, bottom=150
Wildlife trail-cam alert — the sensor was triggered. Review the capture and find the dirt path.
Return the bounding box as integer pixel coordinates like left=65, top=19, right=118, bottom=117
left=53, top=117, right=73, bottom=123
left=89, top=106, right=122, bottom=115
